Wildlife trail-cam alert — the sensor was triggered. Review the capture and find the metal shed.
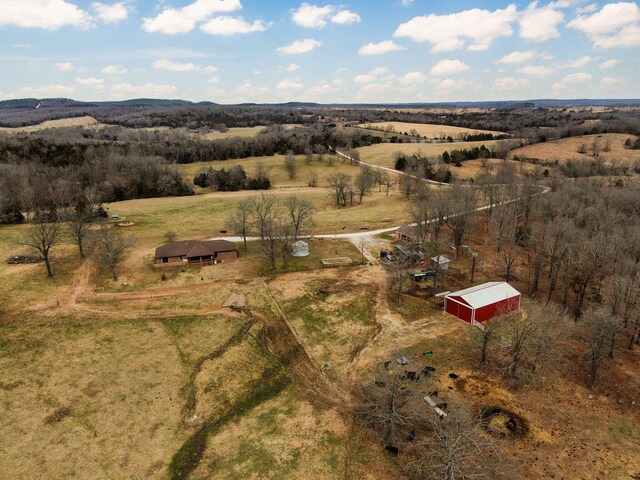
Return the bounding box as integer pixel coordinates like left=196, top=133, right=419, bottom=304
left=444, top=282, right=521, bottom=324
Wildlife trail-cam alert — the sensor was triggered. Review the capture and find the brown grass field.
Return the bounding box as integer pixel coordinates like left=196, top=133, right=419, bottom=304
left=0, top=115, right=99, bottom=133
left=509, top=133, right=640, bottom=164
left=359, top=121, right=505, bottom=138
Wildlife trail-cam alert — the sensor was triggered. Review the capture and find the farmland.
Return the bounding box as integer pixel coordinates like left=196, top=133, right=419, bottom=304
left=359, top=121, right=505, bottom=138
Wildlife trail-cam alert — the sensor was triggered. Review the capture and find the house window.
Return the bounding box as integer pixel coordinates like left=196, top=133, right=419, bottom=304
left=162, top=257, right=169, bottom=264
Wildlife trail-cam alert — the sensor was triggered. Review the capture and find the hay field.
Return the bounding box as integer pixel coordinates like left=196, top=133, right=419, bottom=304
left=0, top=115, right=98, bottom=133
left=359, top=121, right=505, bottom=138
left=357, top=140, right=507, bottom=168
left=508, top=134, right=640, bottom=164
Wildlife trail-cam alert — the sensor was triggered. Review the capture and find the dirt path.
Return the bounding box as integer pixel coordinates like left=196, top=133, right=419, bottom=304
left=64, top=258, right=97, bottom=309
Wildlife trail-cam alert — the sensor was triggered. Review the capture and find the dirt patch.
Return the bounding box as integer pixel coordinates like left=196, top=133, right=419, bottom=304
left=480, top=406, right=529, bottom=439
left=44, top=405, right=71, bottom=424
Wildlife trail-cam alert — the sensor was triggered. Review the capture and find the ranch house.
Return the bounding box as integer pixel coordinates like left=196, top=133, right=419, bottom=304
left=154, top=240, right=238, bottom=268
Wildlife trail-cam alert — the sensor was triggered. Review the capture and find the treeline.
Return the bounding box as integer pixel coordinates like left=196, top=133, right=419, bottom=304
left=393, top=153, right=452, bottom=183
left=0, top=124, right=381, bottom=166
left=0, top=156, right=192, bottom=224
left=193, top=165, right=271, bottom=191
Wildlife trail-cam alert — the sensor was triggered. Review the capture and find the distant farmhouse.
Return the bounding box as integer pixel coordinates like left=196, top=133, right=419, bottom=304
left=154, top=240, right=238, bottom=268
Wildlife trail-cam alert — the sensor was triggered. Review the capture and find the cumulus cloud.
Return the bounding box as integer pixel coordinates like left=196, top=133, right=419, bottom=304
left=101, top=64, right=128, bottom=75
left=55, top=62, right=75, bottom=71
left=277, top=39, right=322, bottom=54
left=497, top=50, right=537, bottom=64
left=430, top=59, right=469, bottom=76
left=394, top=5, right=517, bottom=52
left=331, top=10, right=361, bottom=25
left=152, top=59, right=217, bottom=72
left=493, top=76, right=531, bottom=91
left=278, top=63, right=300, bottom=73
left=354, top=67, right=390, bottom=84
left=76, top=77, right=104, bottom=86
left=291, top=3, right=360, bottom=28
left=552, top=72, right=592, bottom=90
left=435, top=78, right=473, bottom=96
left=91, top=2, right=128, bottom=23
left=200, top=16, right=267, bottom=35
left=13, top=84, right=75, bottom=97
left=208, top=77, right=220, bottom=84
left=518, top=65, right=554, bottom=76
left=142, top=0, right=242, bottom=34
left=358, top=40, right=405, bottom=56
left=600, top=76, right=622, bottom=87
left=565, top=55, right=593, bottom=68
left=599, top=59, right=619, bottom=69
left=276, top=78, right=304, bottom=90
left=568, top=2, right=640, bottom=48
left=399, top=71, right=426, bottom=84
left=0, top=0, right=92, bottom=30
left=111, top=82, right=177, bottom=97
left=519, top=1, right=564, bottom=42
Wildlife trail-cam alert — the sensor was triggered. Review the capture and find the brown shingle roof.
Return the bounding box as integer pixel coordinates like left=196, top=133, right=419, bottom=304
left=155, top=240, right=237, bottom=259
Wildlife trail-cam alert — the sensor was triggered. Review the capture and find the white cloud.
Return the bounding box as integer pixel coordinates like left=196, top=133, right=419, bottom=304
left=519, top=1, right=564, bottom=42
left=518, top=65, right=554, bottom=76
left=111, top=82, right=177, bottom=97
left=565, top=55, right=593, bottom=68
left=13, top=84, right=75, bottom=97
left=599, top=59, right=619, bottom=69
left=200, top=16, right=268, bottom=35
left=399, top=71, right=426, bottom=84
left=307, top=82, right=342, bottom=98
left=142, top=0, right=242, bottom=34
left=292, top=3, right=334, bottom=28
left=394, top=5, right=517, bottom=52
left=101, top=64, right=128, bottom=75
left=492, top=76, right=531, bottom=91
left=277, top=39, right=322, bottom=54
left=91, top=2, right=128, bottom=23
left=497, top=50, right=537, bottom=64
left=291, top=3, right=360, bottom=28
left=276, top=78, right=304, bottom=90
left=278, top=63, right=299, bottom=72
left=600, top=76, right=622, bottom=87
left=55, top=62, right=75, bottom=72
left=358, top=40, right=405, bottom=56
left=401, top=0, right=414, bottom=5
left=0, top=0, right=92, bottom=30
left=232, top=81, right=270, bottom=98
left=568, top=2, right=640, bottom=48
left=76, top=77, right=104, bottom=86
left=354, top=67, right=389, bottom=83
left=331, top=10, right=361, bottom=25
left=552, top=72, right=592, bottom=90
left=152, top=59, right=217, bottom=72
left=208, top=77, right=220, bottom=84
left=436, top=78, right=472, bottom=96
left=430, top=59, right=469, bottom=76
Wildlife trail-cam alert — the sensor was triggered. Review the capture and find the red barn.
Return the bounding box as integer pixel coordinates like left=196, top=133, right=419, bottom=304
left=444, top=282, right=521, bottom=324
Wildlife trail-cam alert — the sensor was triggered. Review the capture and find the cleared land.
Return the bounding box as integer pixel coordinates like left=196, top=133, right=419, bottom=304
left=359, top=121, right=505, bottom=138
left=0, top=115, right=98, bottom=133
left=356, top=140, right=510, bottom=168
left=509, top=133, right=640, bottom=164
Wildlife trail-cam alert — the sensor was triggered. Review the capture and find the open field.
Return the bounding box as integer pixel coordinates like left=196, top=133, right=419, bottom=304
left=199, top=126, right=267, bottom=139
left=357, top=140, right=509, bottom=169
left=0, top=115, right=99, bottom=133
left=359, top=121, right=505, bottom=138
left=509, top=133, right=640, bottom=164
left=178, top=153, right=373, bottom=188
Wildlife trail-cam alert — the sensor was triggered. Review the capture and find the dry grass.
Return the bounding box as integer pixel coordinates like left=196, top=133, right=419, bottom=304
left=357, top=140, right=509, bottom=168
left=199, top=126, right=267, bottom=139
left=360, top=121, right=505, bottom=138
left=178, top=153, right=366, bottom=188
left=509, top=133, right=640, bottom=164
left=0, top=115, right=98, bottom=133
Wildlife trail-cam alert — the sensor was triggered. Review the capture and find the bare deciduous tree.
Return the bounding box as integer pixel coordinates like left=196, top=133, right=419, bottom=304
left=225, top=199, right=252, bottom=250
left=446, top=185, right=477, bottom=257
left=20, top=214, right=62, bottom=277
left=67, top=210, right=93, bottom=258
left=95, top=229, right=132, bottom=281
left=283, top=196, right=315, bottom=240
left=284, top=151, right=297, bottom=180
left=327, top=172, right=351, bottom=207
left=250, top=193, right=279, bottom=241
left=354, top=168, right=374, bottom=204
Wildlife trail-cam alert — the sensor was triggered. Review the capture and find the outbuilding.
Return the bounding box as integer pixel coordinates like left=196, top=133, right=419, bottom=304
left=444, top=282, right=521, bottom=324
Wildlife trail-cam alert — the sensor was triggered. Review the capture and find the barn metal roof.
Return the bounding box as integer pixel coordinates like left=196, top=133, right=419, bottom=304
left=447, top=282, right=520, bottom=309
left=155, top=240, right=237, bottom=259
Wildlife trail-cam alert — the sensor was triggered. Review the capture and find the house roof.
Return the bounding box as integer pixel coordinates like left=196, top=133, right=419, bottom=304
left=446, top=282, right=520, bottom=309
left=431, top=255, right=451, bottom=264
left=396, top=224, right=418, bottom=237
left=155, top=240, right=237, bottom=259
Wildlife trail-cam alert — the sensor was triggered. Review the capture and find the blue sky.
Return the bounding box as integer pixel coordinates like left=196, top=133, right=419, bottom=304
left=1, top=0, right=638, bottom=103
